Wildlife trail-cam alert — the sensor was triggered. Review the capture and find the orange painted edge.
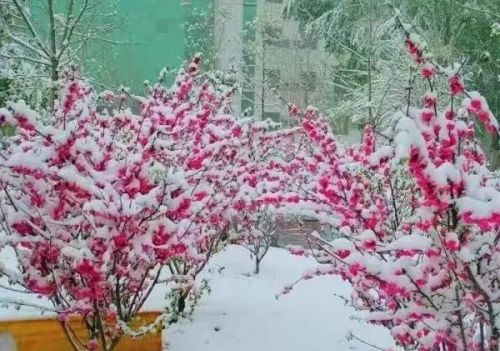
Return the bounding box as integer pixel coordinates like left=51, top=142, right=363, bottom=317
left=0, top=311, right=163, bottom=351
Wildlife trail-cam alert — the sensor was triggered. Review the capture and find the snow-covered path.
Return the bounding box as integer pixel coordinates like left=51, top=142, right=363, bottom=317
left=0, top=244, right=395, bottom=350
left=165, top=245, right=394, bottom=351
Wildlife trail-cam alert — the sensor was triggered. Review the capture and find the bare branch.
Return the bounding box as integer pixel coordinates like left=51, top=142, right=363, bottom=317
left=58, top=0, right=89, bottom=60
left=0, top=297, right=60, bottom=313
left=4, top=31, right=50, bottom=59
left=0, top=51, right=51, bottom=65
left=10, top=0, right=51, bottom=56
left=59, top=0, right=75, bottom=45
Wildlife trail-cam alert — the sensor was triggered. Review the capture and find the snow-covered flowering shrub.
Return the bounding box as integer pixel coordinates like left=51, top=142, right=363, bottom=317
left=0, top=43, right=51, bottom=116
left=228, top=120, right=306, bottom=274
left=234, top=208, right=280, bottom=274
left=283, top=27, right=500, bottom=351
left=0, top=56, right=296, bottom=351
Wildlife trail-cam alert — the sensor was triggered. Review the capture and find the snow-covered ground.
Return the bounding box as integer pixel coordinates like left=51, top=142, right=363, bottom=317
left=164, top=245, right=394, bottom=351
left=0, top=247, right=54, bottom=321
left=0, top=245, right=395, bottom=350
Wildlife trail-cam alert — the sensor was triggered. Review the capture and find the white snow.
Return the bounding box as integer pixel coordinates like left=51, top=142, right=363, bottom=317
left=384, top=234, right=432, bottom=251
left=162, top=245, right=395, bottom=351
left=0, top=245, right=395, bottom=351
left=0, top=247, right=54, bottom=320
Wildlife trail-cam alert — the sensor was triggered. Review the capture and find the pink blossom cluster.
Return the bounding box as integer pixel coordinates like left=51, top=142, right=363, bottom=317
left=0, top=57, right=299, bottom=349
left=283, top=32, right=500, bottom=351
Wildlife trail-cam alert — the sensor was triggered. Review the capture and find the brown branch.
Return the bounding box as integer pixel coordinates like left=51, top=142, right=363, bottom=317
left=60, top=322, right=82, bottom=351
left=132, top=267, right=163, bottom=317
left=94, top=302, right=109, bottom=351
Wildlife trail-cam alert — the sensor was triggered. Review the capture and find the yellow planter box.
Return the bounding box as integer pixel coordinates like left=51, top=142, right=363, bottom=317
left=0, top=311, right=162, bottom=351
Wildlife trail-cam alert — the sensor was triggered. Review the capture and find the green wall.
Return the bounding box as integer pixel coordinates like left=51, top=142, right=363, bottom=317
left=31, top=0, right=211, bottom=93
left=84, top=1, right=188, bottom=92
left=87, top=0, right=213, bottom=92
left=30, top=0, right=213, bottom=93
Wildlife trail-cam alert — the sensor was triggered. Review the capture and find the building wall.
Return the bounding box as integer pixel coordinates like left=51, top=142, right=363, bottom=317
left=214, top=0, right=333, bottom=124
left=30, top=0, right=211, bottom=93
left=91, top=0, right=187, bottom=92
left=84, top=1, right=206, bottom=92
left=214, top=0, right=244, bottom=116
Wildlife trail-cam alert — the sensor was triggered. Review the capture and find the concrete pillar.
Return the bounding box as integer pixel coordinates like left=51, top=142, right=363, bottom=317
left=214, top=0, right=244, bottom=116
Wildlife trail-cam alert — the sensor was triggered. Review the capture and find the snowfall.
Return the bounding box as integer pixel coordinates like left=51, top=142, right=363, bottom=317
left=0, top=245, right=395, bottom=351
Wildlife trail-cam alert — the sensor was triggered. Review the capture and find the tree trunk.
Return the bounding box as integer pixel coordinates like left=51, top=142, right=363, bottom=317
left=254, top=256, right=260, bottom=275
left=490, top=134, right=500, bottom=170
left=49, top=60, right=59, bottom=112
left=48, top=0, right=59, bottom=112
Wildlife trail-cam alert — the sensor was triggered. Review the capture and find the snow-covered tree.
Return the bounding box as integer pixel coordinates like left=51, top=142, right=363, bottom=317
left=241, top=14, right=333, bottom=128
left=0, top=0, right=118, bottom=110
left=284, top=0, right=500, bottom=161
left=0, top=2, right=51, bottom=112
left=229, top=122, right=304, bottom=274
left=284, top=0, right=410, bottom=136
left=283, top=26, right=500, bottom=351
left=0, top=56, right=299, bottom=351
left=182, top=2, right=216, bottom=72
left=236, top=208, right=279, bottom=274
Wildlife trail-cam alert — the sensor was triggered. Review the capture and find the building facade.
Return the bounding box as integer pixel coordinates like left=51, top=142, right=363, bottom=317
left=214, top=0, right=334, bottom=125
left=28, top=0, right=211, bottom=93
left=84, top=0, right=211, bottom=92
left=26, top=0, right=330, bottom=108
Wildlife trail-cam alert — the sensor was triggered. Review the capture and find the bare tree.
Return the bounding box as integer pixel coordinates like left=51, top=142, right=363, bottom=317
left=238, top=209, right=279, bottom=275
left=241, top=14, right=333, bottom=127
left=0, top=0, right=118, bottom=109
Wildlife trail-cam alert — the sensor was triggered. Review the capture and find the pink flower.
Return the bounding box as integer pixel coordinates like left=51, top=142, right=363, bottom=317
left=337, top=249, right=351, bottom=259
left=87, top=339, right=99, bottom=351
left=445, top=232, right=459, bottom=251
left=288, top=104, right=300, bottom=116
left=448, top=74, right=465, bottom=96
left=113, top=233, right=128, bottom=249
left=12, top=221, right=33, bottom=236
left=421, top=109, right=435, bottom=123
left=423, top=93, right=437, bottom=108
left=348, top=262, right=363, bottom=276
left=187, top=156, right=204, bottom=170
left=231, top=126, right=242, bottom=137
left=469, top=98, right=483, bottom=112
left=421, top=64, right=436, bottom=78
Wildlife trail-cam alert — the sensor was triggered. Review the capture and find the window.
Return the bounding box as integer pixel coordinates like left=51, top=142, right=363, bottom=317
left=299, top=31, right=319, bottom=49
left=262, top=22, right=283, bottom=46
left=276, top=38, right=318, bottom=49
left=282, top=81, right=300, bottom=91
left=263, top=111, right=281, bottom=123
left=276, top=38, right=291, bottom=48
left=241, top=91, right=255, bottom=117
left=243, top=2, right=257, bottom=23
left=243, top=0, right=257, bottom=41
left=265, top=68, right=280, bottom=87
left=298, top=38, right=318, bottom=50
left=301, top=71, right=317, bottom=91
left=243, top=53, right=255, bottom=67
left=242, top=54, right=256, bottom=88
left=243, top=64, right=256, bottom=78
left=243, top=25, right=256, bottom=42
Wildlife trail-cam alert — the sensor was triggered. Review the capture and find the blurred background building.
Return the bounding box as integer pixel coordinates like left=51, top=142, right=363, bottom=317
left=214, top=0, right=334, bottom=125
left=26, top=0, right=334, bottom=125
